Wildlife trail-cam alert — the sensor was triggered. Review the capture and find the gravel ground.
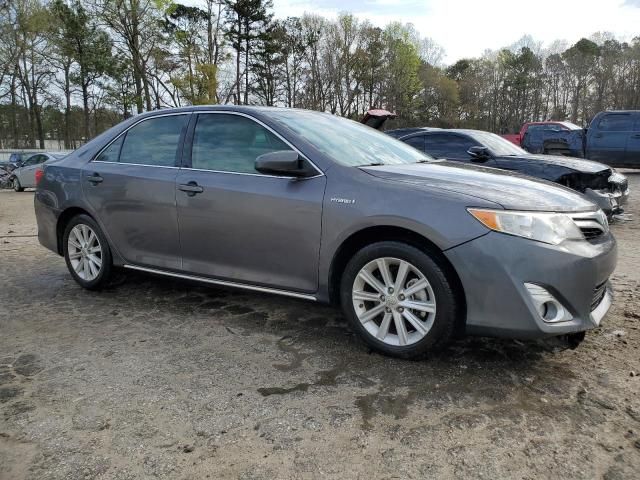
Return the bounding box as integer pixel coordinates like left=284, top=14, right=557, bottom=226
left=1, top=177, right=639, bottom=480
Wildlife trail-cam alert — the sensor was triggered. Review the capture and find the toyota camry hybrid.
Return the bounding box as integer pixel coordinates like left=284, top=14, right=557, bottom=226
left=34, top=106, right=617, bottom=358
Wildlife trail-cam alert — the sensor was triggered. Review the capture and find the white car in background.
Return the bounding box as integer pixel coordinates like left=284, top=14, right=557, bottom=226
left=10, top=152, right=67, bottom=191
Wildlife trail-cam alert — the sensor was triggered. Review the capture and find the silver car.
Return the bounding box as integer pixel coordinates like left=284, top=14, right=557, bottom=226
left=34, top=107, right=616, bottom=358
left=11, top=152, right=66, bottom=191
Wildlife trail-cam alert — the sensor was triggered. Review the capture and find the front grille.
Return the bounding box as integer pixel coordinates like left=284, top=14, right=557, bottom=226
left=572, top=211, right=608, bottom=242
left=591, top=281, right=607, bottom=311
left=580, top=226, right=604, bottom=241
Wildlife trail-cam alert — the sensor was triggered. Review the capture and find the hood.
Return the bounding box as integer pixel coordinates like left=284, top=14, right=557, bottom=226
left=514, top=154, right=611, bottom=173
left=361, top=161, right=598, bottom=212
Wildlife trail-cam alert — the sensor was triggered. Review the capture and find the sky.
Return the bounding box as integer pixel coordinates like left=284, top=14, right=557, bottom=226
left=272, top=0, right=640, bottom=63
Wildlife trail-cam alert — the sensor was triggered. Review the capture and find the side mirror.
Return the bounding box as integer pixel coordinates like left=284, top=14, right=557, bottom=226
left=467, top=146, right=491, bottom=161
left=255, top=150, right=315, bottom=177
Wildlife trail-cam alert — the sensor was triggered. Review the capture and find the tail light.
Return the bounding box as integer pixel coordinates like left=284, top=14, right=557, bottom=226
left=35, top=168, right=44, bottom=186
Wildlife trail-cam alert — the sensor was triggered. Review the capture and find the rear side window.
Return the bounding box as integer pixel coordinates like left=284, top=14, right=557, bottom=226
left=597, top=114, right=633, bottom=132
left=190, top=114, right=292, bottom=174
left=115, top=115, right=188, bottom=167
left=424, top=133, right=476, bottom=159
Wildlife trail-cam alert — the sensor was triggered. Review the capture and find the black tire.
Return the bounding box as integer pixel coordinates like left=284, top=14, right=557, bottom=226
left=63, top=214, right=113, bottom=290
left=12, top=177, right=24, bottom=192
left=340, top=241, right=459, bottom=359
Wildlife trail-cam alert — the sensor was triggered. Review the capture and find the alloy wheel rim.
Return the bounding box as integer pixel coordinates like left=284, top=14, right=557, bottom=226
left=68, top=224, right=102, bottom=281
left=352, top=257, right=436, bottom=346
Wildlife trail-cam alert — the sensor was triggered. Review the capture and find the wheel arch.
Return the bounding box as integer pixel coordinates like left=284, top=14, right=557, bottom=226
left=56, top=207, right=95, bottom=255
left=328, top=225, right=466, bottom=333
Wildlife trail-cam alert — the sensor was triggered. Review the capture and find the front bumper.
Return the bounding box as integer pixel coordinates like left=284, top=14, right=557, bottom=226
left=584, top=186, right=629, bottom=217
left=445, top=231, right=617, bottom=339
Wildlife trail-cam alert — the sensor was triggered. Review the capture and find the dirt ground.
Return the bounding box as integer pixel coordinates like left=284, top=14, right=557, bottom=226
left=1, top=176, right=639, bottom=480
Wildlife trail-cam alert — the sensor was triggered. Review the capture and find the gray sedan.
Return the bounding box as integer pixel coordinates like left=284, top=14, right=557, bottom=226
left=10, top=152, right=66, bottom=191
left=34, top=106, right=616, bottom=358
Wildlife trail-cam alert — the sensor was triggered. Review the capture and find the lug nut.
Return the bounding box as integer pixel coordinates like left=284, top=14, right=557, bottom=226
left=399, top=294, right=405, bottom=300
left=385, top=307, right=392, bottom=313
left=398, top=307, right=404, bottom=313
left=380, top=295, right=386, bottom=301
left=388, top=287, right=394, bottom=294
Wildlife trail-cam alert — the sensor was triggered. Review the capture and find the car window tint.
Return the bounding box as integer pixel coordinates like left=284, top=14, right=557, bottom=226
left=403, top=135, right=425, bottom=151
left=191, top=114, right=292, bottom=174
left=597, top=114, right=633, bottom=132
left=25, top=155, right=39, bottom=166
left=119, top=115, right=188, bottom=167
left=424, top=134, right=476, bottom=159
left=96, top=136, right=124, bottom=163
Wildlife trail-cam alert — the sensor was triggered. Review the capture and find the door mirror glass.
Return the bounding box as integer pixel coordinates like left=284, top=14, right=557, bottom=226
left=255, top=151, right=314, bottom=177
left=468, top=145, right=490, bottom=161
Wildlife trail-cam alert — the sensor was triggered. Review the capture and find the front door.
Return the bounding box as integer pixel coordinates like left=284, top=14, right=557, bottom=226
left=17, top=154, right=45, bottom=187
left=82, top=113, right=189, bottom=270
left=587, top=112, right=633, bottom=166
left=175, top=112, right=326, bottom=293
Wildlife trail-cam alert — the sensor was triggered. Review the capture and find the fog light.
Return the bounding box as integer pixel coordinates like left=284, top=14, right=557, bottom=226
left=524, top=283, right=573, bottom=323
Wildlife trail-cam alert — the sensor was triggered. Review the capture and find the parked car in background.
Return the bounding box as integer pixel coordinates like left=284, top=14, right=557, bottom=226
left=504, top=111, right=640, bottom=167
left=10, top=152, right=67, bottom=191
left=387, top=127, right=629, bottom=218
left=501, top=120, right=584, bottom=149
left=35, top=106, right=615, bottom=358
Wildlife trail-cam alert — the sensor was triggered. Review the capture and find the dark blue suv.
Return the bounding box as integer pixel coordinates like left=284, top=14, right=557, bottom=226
left=586, top=111, right=640, bottom=168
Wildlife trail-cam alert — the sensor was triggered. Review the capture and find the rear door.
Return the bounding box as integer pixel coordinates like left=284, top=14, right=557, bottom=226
left=17, top=154, right=44, bottom=187
left=175, top=112, right=326, bottom=293
left=587, top=113, right=634, bottom=166
left=82, top=113, right=189, bottom=270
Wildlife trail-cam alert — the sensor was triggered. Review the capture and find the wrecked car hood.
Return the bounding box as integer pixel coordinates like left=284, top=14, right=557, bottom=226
left=507, top=154, right=611, bottom=173
left=361, top=161, right=597, bottom=212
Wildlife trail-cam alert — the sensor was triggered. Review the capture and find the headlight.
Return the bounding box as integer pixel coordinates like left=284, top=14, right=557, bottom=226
left=467, top=208, right=583, bottom=245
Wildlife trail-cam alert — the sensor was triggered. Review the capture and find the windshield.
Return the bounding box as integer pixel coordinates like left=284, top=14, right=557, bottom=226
left=269, top=109, right=434, bottom=166
left=467, top=131, right=528, bottom=156
left=559, top=121, right=582, bottom=130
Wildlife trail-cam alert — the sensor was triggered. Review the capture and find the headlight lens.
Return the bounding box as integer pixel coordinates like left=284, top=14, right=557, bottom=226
left=468, top=208, right=583, bottom=245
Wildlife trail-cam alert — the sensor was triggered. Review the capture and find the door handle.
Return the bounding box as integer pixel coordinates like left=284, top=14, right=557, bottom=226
left=594, top=133, right=603, bottom=138
left=178, top=181, right=204, bottom=196
left=632, top=134, right=640, bottom=139
left=87, top=173, right=103, bottom=184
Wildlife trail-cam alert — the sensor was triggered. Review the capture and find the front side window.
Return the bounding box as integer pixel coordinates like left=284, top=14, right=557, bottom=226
left=190, top=114, right=292, bottom=174
left=116, top=115, right=188, bottom=167
left=597, top=114, right=633, bottom=132
left=24, top=155, right=41, bottom=166
left=423, top=134, right=474, bottom=159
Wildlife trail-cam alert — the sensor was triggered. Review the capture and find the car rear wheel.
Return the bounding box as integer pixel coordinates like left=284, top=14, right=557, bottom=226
left=340, top=241, right=458, bottom=359
left=63, top=215, right=113, bottom=290
left=12, top=177, right=23, bottom=192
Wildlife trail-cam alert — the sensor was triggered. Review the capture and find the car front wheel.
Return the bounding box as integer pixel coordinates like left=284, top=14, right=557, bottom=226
left=12, top=178, right=23, bottom=192
left=63, top=214, right=113, bottom=290
left=340, top=242, right=459, bottom=359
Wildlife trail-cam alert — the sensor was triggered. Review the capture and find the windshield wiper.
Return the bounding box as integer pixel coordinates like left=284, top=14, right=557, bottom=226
left=359, top=162, right=384, bottom=167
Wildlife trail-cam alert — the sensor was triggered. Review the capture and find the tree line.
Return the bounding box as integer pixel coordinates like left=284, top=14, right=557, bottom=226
left=1, top=0, right=639, bottom=149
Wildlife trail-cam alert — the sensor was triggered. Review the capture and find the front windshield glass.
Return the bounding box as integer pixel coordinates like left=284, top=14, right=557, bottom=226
left=468, top=131, right=528, bottom=156
left=559, top=121, right=582, bottom=130
left=269, top=109, right=434, bottom=166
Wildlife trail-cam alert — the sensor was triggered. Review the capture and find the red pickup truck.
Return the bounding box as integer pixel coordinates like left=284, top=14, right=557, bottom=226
left=502, top=121, right=583, bottom=146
